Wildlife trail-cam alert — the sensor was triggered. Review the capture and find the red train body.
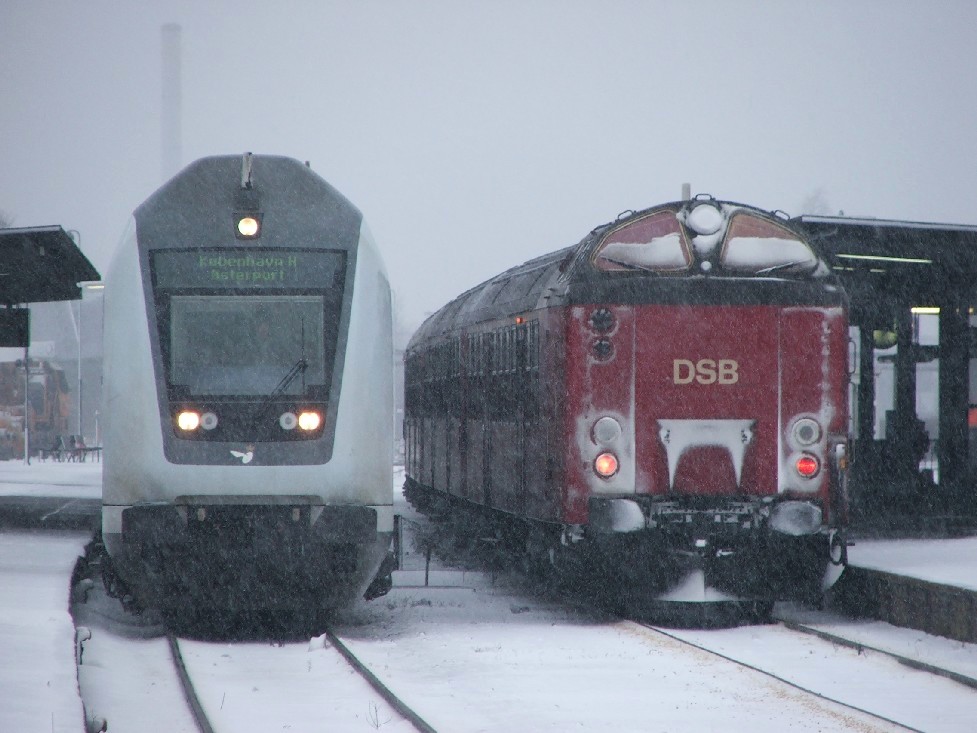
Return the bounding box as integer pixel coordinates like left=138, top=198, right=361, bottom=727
left=405, top=198, right=849, bottom=607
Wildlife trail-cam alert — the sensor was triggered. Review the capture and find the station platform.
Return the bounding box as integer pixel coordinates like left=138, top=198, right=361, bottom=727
left=838, top=535, right=977, bottom=643
left=0, top=460, right=101, bottom=529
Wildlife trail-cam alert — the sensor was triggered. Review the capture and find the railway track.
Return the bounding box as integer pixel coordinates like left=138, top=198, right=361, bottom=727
left=73, top=494, right=976, bottom=732
left=398, top=499, right=977, bottom=731
left=632, top=621, right=922, bottom=732
left=777, top=617, right=977, bottom=693
left=164, top=629, right=437, bottom=733
left=620, top=612, right=977, bottom=733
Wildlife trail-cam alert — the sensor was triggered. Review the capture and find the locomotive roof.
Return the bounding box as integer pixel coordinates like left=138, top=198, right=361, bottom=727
left=0, top=226, right=100, bottom=305
left=408, top=245, right=573, bottom=346
left=408, top=199, right=830, bottom=349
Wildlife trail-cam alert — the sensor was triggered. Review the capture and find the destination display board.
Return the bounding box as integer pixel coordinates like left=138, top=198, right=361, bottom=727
left=152, top=248, right=345, bottom=289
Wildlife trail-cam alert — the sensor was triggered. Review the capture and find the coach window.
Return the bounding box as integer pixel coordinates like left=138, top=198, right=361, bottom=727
left=593, top=210, right=693, bottom=273
left=524, top=321, right=540, bottom=421
left=467, top=333, right=486, bottom=419
left=719, top=214, right=821, bottom=276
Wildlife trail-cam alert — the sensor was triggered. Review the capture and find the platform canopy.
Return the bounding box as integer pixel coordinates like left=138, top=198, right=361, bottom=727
left=0, top=226, right=100, bottom=305
left=792, top=215, right=977, bottom=325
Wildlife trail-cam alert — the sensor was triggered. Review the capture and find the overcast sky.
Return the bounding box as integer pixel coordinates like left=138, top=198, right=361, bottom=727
left=2, top=1, right=976, bottom=331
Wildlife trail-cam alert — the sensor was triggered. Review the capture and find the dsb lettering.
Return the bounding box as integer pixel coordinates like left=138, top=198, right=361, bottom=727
left=673, top=358, right=739, bottom=385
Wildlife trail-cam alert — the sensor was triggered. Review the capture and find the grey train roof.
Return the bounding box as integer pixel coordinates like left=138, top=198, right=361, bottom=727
left=135, top=155, right=363, bottom=253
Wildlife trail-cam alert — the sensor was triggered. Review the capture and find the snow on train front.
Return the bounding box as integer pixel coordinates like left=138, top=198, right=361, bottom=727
left=100, top=154, right=394, bottom=614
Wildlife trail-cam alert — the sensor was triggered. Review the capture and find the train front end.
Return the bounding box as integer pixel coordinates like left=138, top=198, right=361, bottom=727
left=564, top=200, right=849, bottom=606
left=101, top=155, right=394, bottom=613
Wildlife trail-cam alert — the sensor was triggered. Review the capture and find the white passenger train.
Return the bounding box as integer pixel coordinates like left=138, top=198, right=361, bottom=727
left=101, top=154, right=394, bottom=613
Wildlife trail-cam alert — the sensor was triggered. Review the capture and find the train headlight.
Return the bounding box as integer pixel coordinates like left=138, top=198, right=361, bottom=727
left=200, top=412, right=219, bottom=430
left=592, top=416, right=622, bottom=445
left=279, top=412, right=298, bottom=430
left=235, top=214, right=262, bottom=239
left=594, top=452, right=619, bottom=478
left=686, top=203, right=724, bottom=235
left=177, top=410, right=200, bottom=431
left=590, top=308, right=616, bottom=333
left=298, top=411, right=321, bottom=431
left=791, top=418, right=821, bottom=446
left=593, top=338, right=614, bottom=361
left=795, top=454, right=820, bottom=478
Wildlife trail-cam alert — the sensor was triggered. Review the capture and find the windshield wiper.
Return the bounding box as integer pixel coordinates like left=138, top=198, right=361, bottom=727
left=253, top=316, right=309, bottom=422
left=598, top=255, right=656, bottom=272
left=270, top=358, right=308, bottom=397
left=755, top=260, right=813, bottom=275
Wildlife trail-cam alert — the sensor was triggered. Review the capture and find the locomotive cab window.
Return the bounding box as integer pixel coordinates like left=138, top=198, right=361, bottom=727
left=169, top=295, right=327, bottom=396
left=719, top=214, right=820, bottom=276
left=593, top=210, right=693, bottom=273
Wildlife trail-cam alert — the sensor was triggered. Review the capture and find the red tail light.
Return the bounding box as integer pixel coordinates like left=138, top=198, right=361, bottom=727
left=795, top=455, right=820, bottom=478
left=594, top=452, right=619, bottom=478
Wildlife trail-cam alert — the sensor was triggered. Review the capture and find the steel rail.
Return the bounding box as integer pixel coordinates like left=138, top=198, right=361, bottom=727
left=635, top=621, right=923, bottom=733
left=167, top=635, right=216, bottom=733
left=778, top=618, right=977, bottom=692
left=323, top=628, right=439, bottom=733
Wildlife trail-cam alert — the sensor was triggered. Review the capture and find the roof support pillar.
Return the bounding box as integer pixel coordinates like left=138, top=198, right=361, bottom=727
left=937, top=297, right=969, bottom=496
left=888, top=306, right=924, bottom=479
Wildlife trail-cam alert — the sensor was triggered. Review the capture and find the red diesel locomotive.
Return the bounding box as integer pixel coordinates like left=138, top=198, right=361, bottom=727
left=404, top=197, right=849, bottom=611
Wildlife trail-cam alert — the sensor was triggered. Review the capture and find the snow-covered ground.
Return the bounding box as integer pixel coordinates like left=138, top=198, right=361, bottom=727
left=0, top=529, right=89, bottom=732
left=3, top=461, right=977, bottom=732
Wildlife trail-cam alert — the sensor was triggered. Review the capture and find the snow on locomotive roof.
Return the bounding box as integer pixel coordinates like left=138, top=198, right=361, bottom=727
left=409, top=198, right=834, bottom=348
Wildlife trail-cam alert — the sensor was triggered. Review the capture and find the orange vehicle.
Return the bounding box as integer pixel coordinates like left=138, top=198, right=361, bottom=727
left=0, top=359, right=71, bottom=459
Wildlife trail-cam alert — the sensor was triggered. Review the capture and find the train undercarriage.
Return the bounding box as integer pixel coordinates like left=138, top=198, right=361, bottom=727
left=100, top=503, right=395, bottom=616
left=404, top=477, right=846, bottom=623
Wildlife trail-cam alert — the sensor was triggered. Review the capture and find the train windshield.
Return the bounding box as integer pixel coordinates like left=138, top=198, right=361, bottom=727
left=593, top=211, right=693, bottom=273
left=719, top=214, right=820, bottom=276
left=169, top=295, right=327, bottom=396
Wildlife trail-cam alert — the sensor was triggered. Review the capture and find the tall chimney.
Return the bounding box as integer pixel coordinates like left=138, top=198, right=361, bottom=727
left=161, top=23, right=182, bottom=182
left=681, top=183, right=691, bottom=200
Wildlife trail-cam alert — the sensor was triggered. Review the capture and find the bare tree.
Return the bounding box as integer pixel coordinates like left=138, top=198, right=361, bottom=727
left=0, top=210, right=12, bottom=228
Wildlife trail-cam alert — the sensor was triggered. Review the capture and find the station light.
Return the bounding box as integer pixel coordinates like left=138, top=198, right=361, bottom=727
left=836, top=253, right=932, bottom=265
